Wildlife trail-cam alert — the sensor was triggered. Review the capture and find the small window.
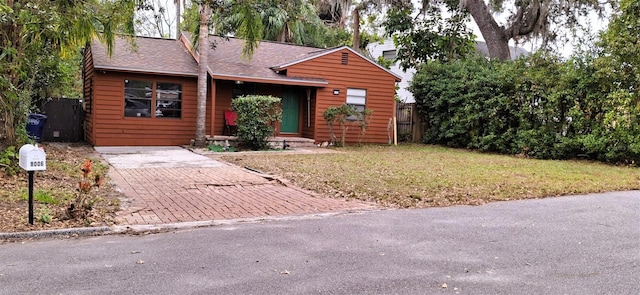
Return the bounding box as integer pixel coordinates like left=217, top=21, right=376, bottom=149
left=346, top=88, right=366, bottom=120
left=156, top=82, right=182, bottom=118
left=124, top=80, right=152, bottom=117
left=382, top=50, right=396, bottom=60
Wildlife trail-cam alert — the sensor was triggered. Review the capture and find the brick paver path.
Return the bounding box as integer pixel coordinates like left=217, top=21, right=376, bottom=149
left=110, top=164, right=374, bottom=225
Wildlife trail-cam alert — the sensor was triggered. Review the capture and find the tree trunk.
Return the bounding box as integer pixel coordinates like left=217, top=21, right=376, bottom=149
left=461, top=0, right=511, bottom=61
left=194, top=5, right=211, bottom=147
left=352, top=7, right=360, bottom=51
left=175, top=0, right=181, bottom=39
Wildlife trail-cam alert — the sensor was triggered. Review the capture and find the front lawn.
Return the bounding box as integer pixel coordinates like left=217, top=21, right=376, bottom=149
left=222, top=144, right=640, bottom=208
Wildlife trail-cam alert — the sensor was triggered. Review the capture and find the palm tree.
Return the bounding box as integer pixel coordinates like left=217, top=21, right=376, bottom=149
left=192, top=0, right=263, bottom=147
left=194, top=3, right=212, bottom=147
left=259, top=0, right=324, bottom=46
left=314, top=0, right=412, bottom=51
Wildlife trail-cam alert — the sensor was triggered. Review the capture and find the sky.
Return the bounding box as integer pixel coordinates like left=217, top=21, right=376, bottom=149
left=460, top=3, right=611, bottom=58
left=136, top=0, right=612, bottom=57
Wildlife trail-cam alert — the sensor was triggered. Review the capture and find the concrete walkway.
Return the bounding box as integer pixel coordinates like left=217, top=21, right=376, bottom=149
left=96, top=147, right=374, bottom=225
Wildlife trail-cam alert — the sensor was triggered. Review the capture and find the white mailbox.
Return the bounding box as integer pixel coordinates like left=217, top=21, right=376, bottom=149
left=19, top=144, right=47, bottom=171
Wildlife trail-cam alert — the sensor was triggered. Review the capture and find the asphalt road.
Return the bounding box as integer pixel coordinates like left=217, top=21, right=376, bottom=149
left=1, top=192, right=639, bottom=294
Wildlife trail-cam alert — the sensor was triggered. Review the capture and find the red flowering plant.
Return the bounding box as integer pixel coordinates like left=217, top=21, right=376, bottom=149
left=67, top=159, right=105, bottom=219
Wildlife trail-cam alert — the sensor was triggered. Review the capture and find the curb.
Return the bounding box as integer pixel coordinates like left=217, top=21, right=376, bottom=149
left=1, top=208, right=382, bottom=241
left=0, top=226, right=112, bottom=241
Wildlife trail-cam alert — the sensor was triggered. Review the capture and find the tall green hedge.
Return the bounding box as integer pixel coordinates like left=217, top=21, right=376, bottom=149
left=410, top=53, right=640, bottom=165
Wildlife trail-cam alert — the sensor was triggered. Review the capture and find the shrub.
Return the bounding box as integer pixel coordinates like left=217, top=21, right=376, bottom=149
left=232, top=95, right=282, bottom=150
left=0, top=146, right=18, bottom=176
left=322, top=104, right=373, bottom=147
left=66, top=159, right=104, bottom=219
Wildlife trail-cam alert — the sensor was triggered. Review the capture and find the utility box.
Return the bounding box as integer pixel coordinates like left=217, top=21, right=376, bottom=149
left=19, top=144, right=47, bottom=171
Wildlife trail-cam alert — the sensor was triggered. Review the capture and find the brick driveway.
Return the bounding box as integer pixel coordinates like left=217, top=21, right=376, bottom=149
left=98, top=147, right=374, bottom=225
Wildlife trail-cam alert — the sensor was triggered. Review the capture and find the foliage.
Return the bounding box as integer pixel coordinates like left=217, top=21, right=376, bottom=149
left=208, top=144, right=237, bottom=152
left=410, top=13, right=640, bottom=166
left=37, top=204, right=53, bottom=224
left=0, top=0, right=139, bottom=146
left=232, top=95, right=282, bottom=150
left=183, top=0, right=351, bottom=49
left=66, top=159, right=105, bottom=219
left=322, top=104, right=373, bottom=147
left=383, top=3, right=476, bottom=70
left=0, top=146, right=18, bottom=175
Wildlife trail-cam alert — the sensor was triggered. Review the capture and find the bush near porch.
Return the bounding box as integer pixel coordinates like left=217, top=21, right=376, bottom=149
left=232, top=95, right=282, bottom=151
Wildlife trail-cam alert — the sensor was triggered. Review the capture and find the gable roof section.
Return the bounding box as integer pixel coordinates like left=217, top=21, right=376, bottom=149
left=91, top=36, right=198, bottom=77
left=181, top=35, right=327, bottom=87
left=272, top=46, right=402, bottom=82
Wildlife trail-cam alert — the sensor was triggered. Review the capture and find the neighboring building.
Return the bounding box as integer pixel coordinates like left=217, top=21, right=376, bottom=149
left=367, top=39, right=416, bottom=103
left=367, top=40, right=529, bottom=104
left=83, top=34, right=401, bottom=146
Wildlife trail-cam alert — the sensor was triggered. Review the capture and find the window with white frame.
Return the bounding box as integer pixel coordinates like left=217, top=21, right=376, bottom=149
left=346, top=88, right=366, bottom=120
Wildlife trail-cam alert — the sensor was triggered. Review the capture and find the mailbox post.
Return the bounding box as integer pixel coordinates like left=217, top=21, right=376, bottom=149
left=18, top=144, right=47, bottom=225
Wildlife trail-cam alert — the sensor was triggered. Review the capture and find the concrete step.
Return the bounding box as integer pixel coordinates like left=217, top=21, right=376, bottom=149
left=206, top=136, right=317, bottom=149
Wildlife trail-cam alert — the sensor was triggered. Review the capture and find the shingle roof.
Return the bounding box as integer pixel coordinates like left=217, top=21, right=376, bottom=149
left=90, top=35, right=398, bottom=85
left=91, top=36, right=198, bottom=76
left=201, top=36, right=328, bottom=85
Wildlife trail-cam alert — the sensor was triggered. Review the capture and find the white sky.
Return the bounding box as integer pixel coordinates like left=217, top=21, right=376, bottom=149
left=136, top=0, right=611, bottom=57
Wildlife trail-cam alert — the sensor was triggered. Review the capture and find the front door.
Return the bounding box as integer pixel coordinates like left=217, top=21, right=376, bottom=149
left=281, top=91, right=299, bottom=133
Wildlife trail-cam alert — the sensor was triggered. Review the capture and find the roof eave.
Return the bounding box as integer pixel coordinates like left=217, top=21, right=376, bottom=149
left=210, top=73, right=327, bottom=87
left=94, top=66, right=198, bottom=77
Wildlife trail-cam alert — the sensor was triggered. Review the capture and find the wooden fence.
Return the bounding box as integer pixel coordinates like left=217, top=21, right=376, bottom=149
left=395, top=103, right=423, bottom=142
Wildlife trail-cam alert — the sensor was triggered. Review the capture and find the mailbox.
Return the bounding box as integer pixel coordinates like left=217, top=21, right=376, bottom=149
left=19, top=144, right=47, bottom=171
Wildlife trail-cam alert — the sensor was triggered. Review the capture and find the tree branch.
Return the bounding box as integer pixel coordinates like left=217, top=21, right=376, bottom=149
left=505, top=0, right=542, bottom=38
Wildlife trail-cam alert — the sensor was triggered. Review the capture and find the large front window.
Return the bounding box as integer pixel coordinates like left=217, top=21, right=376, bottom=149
left=124, top=79, right=182, bottom=118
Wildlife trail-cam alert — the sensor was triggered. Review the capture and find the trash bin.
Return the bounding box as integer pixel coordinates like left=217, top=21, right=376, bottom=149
left=26, top=113, right=47, bottom=141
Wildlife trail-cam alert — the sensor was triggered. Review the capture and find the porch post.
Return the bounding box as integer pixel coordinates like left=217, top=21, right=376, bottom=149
left=209, top=79, right=217, bottom=136
left=306, top=88, right=311, bottom=127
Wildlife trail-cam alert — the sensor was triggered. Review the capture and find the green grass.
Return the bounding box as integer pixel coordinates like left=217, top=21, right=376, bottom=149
left=222, top=144, right=640, bottom=208
left=19, top=189, right=73, bottom=205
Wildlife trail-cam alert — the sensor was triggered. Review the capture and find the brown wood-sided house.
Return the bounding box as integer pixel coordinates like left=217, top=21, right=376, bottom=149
left=82, top=34, right=401, bottom=146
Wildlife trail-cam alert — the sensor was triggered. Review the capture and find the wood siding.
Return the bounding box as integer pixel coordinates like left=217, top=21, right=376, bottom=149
left=89, top=72, right=198, bottom=146
left=286, top=49, right=397, bottom=144
left=83, top=46, right=95, bottom=144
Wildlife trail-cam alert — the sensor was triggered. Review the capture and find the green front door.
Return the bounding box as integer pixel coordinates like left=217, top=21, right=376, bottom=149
left=281, top=91, right=299, bottom=133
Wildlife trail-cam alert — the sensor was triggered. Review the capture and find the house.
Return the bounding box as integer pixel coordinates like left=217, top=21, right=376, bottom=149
left=82, top=34, right=401, bottom=146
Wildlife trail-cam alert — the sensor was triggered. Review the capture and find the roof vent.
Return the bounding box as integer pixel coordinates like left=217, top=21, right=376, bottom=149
left=341, top=52, right=348, bottom=65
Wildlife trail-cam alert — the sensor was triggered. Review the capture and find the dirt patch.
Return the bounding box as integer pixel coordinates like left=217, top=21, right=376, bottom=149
left=0, top=143, right=123, bottom=233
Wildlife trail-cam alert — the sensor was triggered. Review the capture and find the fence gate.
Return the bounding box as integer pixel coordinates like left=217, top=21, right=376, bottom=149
left=41, top=98, right=84, bottom=142
left=396, top=103, right=413, bottom=141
